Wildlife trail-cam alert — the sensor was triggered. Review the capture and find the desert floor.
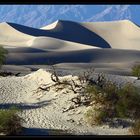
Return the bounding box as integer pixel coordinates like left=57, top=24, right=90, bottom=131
left=0, top=65, right=139, bottom=135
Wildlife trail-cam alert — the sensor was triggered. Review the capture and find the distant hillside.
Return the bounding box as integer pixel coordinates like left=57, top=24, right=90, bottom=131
left=0, top=5, right=139, bottom=28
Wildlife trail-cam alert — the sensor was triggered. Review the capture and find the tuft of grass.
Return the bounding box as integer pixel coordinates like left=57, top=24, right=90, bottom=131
left=132, top=64, right=140, bottom=80
left=0, top=106, right=24, bottom=135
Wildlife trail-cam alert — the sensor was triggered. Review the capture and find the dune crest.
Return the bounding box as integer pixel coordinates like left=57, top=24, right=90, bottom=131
left=41, top=20, right=59, bottom=30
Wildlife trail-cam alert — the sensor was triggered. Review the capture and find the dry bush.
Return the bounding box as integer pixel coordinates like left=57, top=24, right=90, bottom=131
left=37, top=66, right=95, bottom=95
left=78, top=67, right=95, bottom=84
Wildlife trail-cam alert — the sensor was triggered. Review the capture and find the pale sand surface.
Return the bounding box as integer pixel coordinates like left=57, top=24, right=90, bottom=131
left=0, top=69, right=139, bottom=135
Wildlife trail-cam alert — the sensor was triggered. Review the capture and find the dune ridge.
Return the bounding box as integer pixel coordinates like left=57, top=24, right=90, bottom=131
left=4, top=21, right=110, bottom=48
left=1, top=20, right=140, bottom=50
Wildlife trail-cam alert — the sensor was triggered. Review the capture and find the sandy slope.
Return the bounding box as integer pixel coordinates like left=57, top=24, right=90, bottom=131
left=41, top=19, right=140, bottom=50
left=0, top=22, right=33, bottom=47
left=27, top=37, right=99, bottom=51
left=0, top=69, right=137, bottom=135
left=82, top=20, right=140, bottom=50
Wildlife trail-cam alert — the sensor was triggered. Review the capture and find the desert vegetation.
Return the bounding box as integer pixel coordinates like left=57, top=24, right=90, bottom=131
left=132, top=64, right=140, bottom=80
left=84, top=74, right=140, bottom=135
left=84, top=82, right=140, bottom=125
left=0, top=106, right=24, bottom=135
left=36, top=65, right=140, bottom=135
left=0, top=46, right=21, bottom=77
left=0, top=71, right=21, bottom=77
left=0, top=46, right=24, bottom=136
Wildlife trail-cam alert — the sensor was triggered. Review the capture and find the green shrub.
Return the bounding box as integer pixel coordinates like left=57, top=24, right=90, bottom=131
left=84, top=107, right=107, bottom=125
left=84, top=81, right=119, bottom=125
left=0, top=106, right=24, bottom=135
left=132, top=64, right=140, bottom=80
left=129, top=119, right=140, bottom=135
left=116, top=83, right=140, bottom=119
left=85, top=84, right=103, bottom=104
left=102, top=81, right=119, bottom=114
left=84, top=80, right=140, bottom=126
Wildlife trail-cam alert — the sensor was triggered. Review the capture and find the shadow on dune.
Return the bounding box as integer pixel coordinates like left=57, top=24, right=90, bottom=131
left=0, top=100, right=52, bottom=110
left=6, top=47, right=47, bottom=53
left=7, top=21, right=111, bottom=48
left=6, top=49, right=140, bottom=65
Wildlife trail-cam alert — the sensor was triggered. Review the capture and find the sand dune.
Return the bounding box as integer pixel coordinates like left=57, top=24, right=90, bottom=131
left=82, top=20, right=140, bottom=50
left=6, top=21, right=110, bottom=48
left=1, top=22, right=100, bottom=51
left=27, top=37, right=99, bottom=51
left=1, top=20, right=140, bottom=51
left=1, top=19, right=140, bottom=74
left=41, top=20, right=140, bottom=50
left=5, top=36, right=99, bottom=52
